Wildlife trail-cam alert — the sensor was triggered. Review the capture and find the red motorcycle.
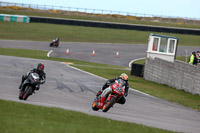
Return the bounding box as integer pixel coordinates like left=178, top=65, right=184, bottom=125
left=92, top=79, right=125, bottom=112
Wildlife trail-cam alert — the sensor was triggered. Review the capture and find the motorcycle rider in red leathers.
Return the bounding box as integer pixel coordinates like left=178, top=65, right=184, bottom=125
left=96, top=73, right=129, bottom=108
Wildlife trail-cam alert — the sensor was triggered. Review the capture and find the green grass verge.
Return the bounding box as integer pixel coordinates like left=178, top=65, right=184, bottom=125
left=133, top=59, right=146, bottom=64
left=0, top=99, right=174, bottom=133
left=1, top=21, right=200, bottom=46
left=0, top=47, right=200, bottom=111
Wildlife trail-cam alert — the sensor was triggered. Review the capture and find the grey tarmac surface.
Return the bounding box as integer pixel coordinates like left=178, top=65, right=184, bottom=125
left=0, top=55, right=200, bottom=133
left=0, top=40, right=199, bottom=67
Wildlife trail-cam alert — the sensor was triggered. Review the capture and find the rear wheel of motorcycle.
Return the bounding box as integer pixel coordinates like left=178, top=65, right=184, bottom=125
left=102, top=97, right=115, bottom=112
left=23, top=86, right=32, bottom=100
left=92, top=101, right=99, bottom=111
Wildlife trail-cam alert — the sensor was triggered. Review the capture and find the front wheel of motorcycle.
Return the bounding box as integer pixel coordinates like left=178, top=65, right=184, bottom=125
left=102, top=96, right=115, bottom=112
left=18, top=90, right=23, bottom=100
left=23, top=86, right=32, bottom=100
left=92, top=101, right=99, bottom=111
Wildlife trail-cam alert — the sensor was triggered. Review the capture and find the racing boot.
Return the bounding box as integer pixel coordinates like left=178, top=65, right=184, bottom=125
left=96, top=90, right=102, bottom=97
left=19, top=76, right=26, bottom=90
left=96, top=87, right=104, bottom=97
left=18, top=83, right=22, bottom=90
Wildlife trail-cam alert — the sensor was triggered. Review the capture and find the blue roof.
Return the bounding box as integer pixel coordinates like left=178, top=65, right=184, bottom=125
left=150, top=33, right=179, bottom=40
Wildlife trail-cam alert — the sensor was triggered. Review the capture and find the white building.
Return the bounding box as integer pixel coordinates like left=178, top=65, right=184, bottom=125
left=146, top=33, right=179, bottom=62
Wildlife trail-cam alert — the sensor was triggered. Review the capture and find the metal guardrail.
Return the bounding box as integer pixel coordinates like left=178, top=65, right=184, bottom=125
left=0, top=1, right=200, bottom=25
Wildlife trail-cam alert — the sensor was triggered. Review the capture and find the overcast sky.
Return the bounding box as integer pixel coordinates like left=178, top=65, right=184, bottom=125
left=2, top=0, right=200, bottom=19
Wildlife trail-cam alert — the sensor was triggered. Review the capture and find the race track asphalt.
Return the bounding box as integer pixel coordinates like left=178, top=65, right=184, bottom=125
left=0, top=40, right=200, bottom=132
left=0, top=40, right=199, bottom=67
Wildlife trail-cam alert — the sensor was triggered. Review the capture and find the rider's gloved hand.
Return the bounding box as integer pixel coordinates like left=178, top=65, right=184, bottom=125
left=40, top=80, right=45, bottom=84
left=96, top=90, right=102, bottom=96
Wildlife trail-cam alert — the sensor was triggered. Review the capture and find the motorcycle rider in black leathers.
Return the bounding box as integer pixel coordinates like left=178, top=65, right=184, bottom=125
left=96, top=73, right=129, bottom=104
left=18, top=63, right=46, bottom=91
left=52, top=37, right=59, bottom=45
left=55, top=37, right=59, bottom=43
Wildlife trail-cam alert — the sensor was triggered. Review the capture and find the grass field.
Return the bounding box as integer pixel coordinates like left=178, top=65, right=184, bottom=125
left=0, top=47, right=200, bottom=111
left=0, top=99, right=174, bottom=133
left=0, top=21, right=200, bottom=46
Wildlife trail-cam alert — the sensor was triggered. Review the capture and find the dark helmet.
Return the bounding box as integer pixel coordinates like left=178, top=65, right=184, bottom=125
left=37, top=63, right=44, bottom=71
left=192, top=52, right=196, bottom=56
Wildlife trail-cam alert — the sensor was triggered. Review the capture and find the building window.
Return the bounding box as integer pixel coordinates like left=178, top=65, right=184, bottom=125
left=159, top=37, right=168, bottom=53
left=152, top=38, right=159, bottom=51
left=168, top=40, right=175, bottom=53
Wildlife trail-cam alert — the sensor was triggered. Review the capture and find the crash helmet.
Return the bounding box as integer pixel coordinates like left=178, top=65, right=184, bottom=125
left=192, top=51, right=196, bottom=56
left=120, top=73, right=128, bottom=81
left=37, top=63, right=44, bottom=71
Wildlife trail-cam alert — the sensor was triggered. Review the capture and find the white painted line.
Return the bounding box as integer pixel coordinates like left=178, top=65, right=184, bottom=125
left=64, top=63, right=154, bottom=98
left=47, top=50, right=53, bottom=57
left=128, top=57, right=146, bottom=67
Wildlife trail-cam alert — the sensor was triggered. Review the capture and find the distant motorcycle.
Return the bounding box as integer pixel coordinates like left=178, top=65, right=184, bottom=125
left=18, top=72, right=41, bottom=100
left=49, top=37, right=59, bottom=47
left=92, top=79, right=125, bottom=112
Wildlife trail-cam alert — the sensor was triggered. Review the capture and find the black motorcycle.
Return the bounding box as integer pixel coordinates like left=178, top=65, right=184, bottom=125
left=49, top=38, right=59, bottom=47
left=19, top=72, right=41, bottom=100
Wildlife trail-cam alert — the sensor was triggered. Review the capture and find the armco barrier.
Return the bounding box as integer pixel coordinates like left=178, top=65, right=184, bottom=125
left=30, top=16, right=200, bottom=35
left=0, top=14, right=30, bottom=23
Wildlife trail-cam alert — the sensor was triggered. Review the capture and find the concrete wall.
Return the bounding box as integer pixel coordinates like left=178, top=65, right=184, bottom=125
left=144, top=57, right=200, bottom=95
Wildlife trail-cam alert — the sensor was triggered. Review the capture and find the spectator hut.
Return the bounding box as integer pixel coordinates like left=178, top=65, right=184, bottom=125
left=146, top=34, right=178, bottom=62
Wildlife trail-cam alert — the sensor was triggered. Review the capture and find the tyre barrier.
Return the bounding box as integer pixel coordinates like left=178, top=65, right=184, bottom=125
left=0, top=14, right=30, bottom=23
left=131, top=63, right=144, bottom=77
left=30, top=16, right=200, bottom=35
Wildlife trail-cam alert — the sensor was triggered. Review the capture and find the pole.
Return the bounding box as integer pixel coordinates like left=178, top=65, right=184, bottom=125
left=185, top=50, right=188, bottom=63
